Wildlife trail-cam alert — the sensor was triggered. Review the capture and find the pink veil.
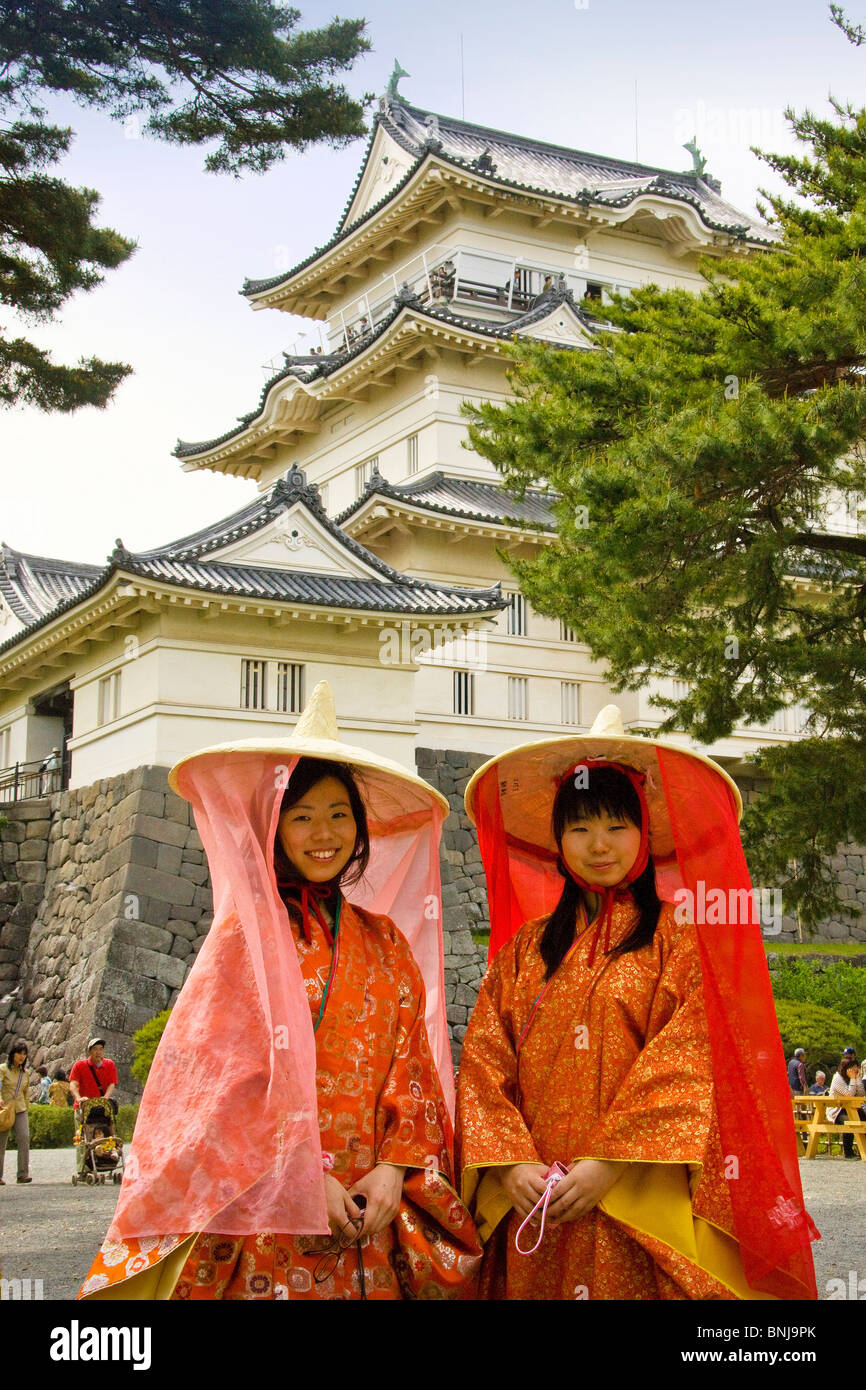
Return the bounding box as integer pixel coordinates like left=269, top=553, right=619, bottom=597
left=109, top=743, right=450, bottom=1240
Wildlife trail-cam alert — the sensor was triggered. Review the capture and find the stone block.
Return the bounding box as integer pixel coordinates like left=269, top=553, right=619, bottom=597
left=2, top=843, right=19, bottom=863
left=458, top=964, right=481, bottom=983
left=24, top=819, right=51, bottom=839
left=180, top=862, right=208, bottom=886
left=172, top=937, right=192, bottom=959
left=19, top=884, right=43, bottom=907
left=446, top=1004, right=467, bottom=1025
left=156, top=844, right=184, bottom=876
left=130, top=975, right=170, bottom=1014
left=443, top=969, right=458, bottom=986
left=115, top=789, right=165, bottom=821
left=455, top=982, right=479, bottom=1007
left=115, top=920, right=174, bottom=954
left=415, top=748, right=435, bottom=768
left=134, top=947, right=187, bottom=990
left=164, top=793, right=189, bottom=825
left=469, top=888, right=487, bottom=904
left=97, top=997, right=129, bottom=1033
left=186, top=827, right=204, bottom=853
left=12, top=802, right=53, bottom=821
left=162, top=901, right=199, bottom=923
left=106, top=940, right=137, bottom=972
left=182, top=848, right=204, bottom=865
left=451, top=1024, right=467, bottom=1042
left=123, top=863, right=195, bottom=907
left=18, top=840, right=47, bottom=862
left=193, top=885, right=212, bottom=908
left=167, top=918, right=198, bottom=941
left=104, top=836, right=159, bottom=877
left=450, top=930, right=476, bottom=956
left=1, top=823, right=25, bottom=844
left=128, top=814, right=189, bottom=849
left=16, top=862, right=46, bottom=883
left=129, top=766, right=171, bottom=794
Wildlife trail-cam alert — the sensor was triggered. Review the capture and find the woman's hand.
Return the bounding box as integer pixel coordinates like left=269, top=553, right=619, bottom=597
left=324, top=1173, right=365, bottom=1240
left=546, top=1159, right=627, bottom=1226
left=348, top=1163, right=405, bottom=1237
left=499, top=1162, right=549, bottom=1218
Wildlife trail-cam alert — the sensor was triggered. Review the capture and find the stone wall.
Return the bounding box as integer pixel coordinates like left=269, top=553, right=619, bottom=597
left=0, top=767, right=211, bottom=1096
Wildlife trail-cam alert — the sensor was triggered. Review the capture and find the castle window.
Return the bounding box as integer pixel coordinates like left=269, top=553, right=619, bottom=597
left=561, top=681, right=581, bottom=726
left=506, top=592, right=527, bottom=637
left=97, top=671, right=122, bottom=726
left=241, top=659, right=267, bottom=712
left=355, top=456, right=377, bottom=497
left=453, top=670, right=475, bottom=717
left=407, top=433, right=419, bottom=475
left=276, top=662, right=304, bottom=715
left=508, top=676, right=528, bottom=721
left=0, top=726, right=10, bottom=767
left=560, top=620, right=578, bottom=643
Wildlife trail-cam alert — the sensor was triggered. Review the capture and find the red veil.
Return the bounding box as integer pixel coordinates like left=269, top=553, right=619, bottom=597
left=468, top=724, right=818, bottom=1301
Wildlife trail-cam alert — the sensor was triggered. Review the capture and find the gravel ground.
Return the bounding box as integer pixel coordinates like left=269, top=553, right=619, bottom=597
left=1, top=1150, right=862, bottom=1301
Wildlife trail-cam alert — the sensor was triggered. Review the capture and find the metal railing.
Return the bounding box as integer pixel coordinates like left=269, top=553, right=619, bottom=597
left=0, top=752, right=69, bottom=805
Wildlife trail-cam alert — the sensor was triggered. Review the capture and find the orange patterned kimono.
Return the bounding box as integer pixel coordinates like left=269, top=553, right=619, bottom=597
left=457, top=897, right=760, bottom=1301
left=80, top=900, right=480, bottom=1300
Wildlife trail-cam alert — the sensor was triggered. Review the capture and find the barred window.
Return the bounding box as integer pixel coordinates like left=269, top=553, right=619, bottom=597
left=355, top=456, right=377, bottom=497
left=506, top=592, right=527, bottom=637
left=453, top=670, right=475, bottom=717
left=559, top=619, right=578, bottom=642
left=561, top=681, right=581, bottom=726
left=0, top=726, right=10, bottom=767
left=508, top=676, right=528, bottom=721
left=276, top=662, right=304, bottom=715
left=241, top=659, right=267, bottom=711
left=407, top=433, right=419, bottom=475
left=97, top=671, right=121, bottom=726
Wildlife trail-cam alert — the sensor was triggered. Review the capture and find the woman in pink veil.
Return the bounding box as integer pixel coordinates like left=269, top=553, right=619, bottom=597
left=78, top=682, right=480, bottom=1300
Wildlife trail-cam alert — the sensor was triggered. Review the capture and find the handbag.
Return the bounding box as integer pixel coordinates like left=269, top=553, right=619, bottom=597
left=0, top=1069, right=25, bottom=1132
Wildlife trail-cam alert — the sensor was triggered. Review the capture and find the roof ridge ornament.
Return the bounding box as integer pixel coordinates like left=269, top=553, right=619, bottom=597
left=109, top=538, right=133, bottom=566
left=682, top=136, right=707, bottom=177
left=473, top=146, right=497, bottom=177
left=385, top=59, right=409, bottom=102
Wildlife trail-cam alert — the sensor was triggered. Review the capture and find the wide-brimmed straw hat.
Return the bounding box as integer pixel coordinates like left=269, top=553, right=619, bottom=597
left=168, top=681, right=448, bottom=821
left=464, top=704, right=742, bottom=860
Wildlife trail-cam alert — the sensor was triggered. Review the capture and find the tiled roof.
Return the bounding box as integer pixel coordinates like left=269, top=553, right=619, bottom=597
left=241, top=99, right=773, bottom=299
left=337, top=471, right=556, bottom=530
left=0, top=469, right=504, bottom=657
left=175, top=286, right=591, bottom=461
left=0, top=545, right=102, bottom=625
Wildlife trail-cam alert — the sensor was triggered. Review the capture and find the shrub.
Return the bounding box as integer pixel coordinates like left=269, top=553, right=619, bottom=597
left=131, top=1009, right=172, bottom=1087
left=7, top=1105, right=74, bottom=1149
left=7, top=1102, right=139, bottom=1148
left=770, top=959, right=866, bottom=1038
left=774, top=998, right=866, bottom=1081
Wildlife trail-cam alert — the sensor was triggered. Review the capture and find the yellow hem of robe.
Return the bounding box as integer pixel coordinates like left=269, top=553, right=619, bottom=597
left=463, top=1161, right=778, bottom=1302
left=79, top=1235, right=199, bottom=1301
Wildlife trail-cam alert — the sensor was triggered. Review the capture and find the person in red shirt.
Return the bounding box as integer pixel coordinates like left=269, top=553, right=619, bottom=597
left=69, top=1038, right=118, bottom=1115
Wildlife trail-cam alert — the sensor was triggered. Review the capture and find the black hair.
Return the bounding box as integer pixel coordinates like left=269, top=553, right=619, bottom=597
left=838, top=1057, right=861, bottom=1080
left=540, top=764, right=661, bottom=980
left=54, top=1069, right=67, bottom=1082
left=7, top=1041, right=28, bottom=1066
left=273, top=757, right=370, bottom=893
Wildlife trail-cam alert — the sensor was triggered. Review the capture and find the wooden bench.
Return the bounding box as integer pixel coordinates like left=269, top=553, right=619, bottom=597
left=792, top=1095, right=866, bottom=1159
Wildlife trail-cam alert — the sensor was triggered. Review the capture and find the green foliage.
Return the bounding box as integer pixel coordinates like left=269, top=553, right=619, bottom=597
left=0, top=0, right=371, bottom=410
left=131, top=1009, right=172, bottom=1088
left=8, top=1103, right=74, bottom=1148
left=773, top=997, right=865, bottom=1079
left=771, top=958, right=866, bottom=1037
left=116, top=1104, right=139, bottom=1143
left=8, top=1101, right=139, bottom=1147
left=463, top=24, right=866, bottom=929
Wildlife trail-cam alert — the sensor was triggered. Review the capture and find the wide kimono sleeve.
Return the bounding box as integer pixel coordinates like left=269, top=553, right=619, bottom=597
left=373, top=922, right=454, bottom=1178
left=455, top=928, right=545, bottom=1236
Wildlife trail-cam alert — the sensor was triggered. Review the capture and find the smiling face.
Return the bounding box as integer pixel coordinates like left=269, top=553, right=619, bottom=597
left=559, top=811, right=642, bottom=889
left=12, top=1048, right=27, bottom=1067
left=277, top=775, right=358, bottom=883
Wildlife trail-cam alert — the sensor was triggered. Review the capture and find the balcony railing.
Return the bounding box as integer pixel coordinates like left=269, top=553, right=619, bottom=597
left=0, top=752, right=70, bottom=805
left=267, top=246, right=638, bottom=366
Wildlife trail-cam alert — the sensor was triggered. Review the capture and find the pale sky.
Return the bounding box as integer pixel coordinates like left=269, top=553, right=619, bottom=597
left=1, top=0, right=862, bottom=564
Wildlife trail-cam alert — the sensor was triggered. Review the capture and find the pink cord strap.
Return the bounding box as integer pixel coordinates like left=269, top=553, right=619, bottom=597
left=514, top=1167, right=566, bottom=1255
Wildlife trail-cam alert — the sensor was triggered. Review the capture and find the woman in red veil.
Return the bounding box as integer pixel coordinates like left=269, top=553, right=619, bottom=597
left=456, top=705, right=818, bottom=1301
left=78, top=682, right=479, bottom=1300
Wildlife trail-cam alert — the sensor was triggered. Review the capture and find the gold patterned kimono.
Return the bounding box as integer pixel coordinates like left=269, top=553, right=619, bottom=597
left=457, top=898, right=771, bottom=1301
left=80, top=900, right=480, bottom=1300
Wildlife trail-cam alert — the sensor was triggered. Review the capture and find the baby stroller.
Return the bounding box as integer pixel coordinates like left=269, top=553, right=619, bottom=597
left=71, top=1096, right=125, bottom=1186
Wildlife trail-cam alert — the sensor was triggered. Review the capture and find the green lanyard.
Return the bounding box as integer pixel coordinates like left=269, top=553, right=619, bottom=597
left=313, top=897, right=341, bottom=1034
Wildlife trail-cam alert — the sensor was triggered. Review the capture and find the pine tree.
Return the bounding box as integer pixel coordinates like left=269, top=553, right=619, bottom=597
left=465, top=15, right=866, bottom=931
left=0, top=1, right=370, bottom=411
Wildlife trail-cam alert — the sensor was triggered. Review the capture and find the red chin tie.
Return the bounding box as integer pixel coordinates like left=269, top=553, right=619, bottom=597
left=277, top=877, right=337, bottom=946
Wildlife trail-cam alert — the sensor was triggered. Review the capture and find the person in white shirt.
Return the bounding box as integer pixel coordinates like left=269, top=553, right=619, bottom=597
left=828, top=1060, right=866, bottom=1158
